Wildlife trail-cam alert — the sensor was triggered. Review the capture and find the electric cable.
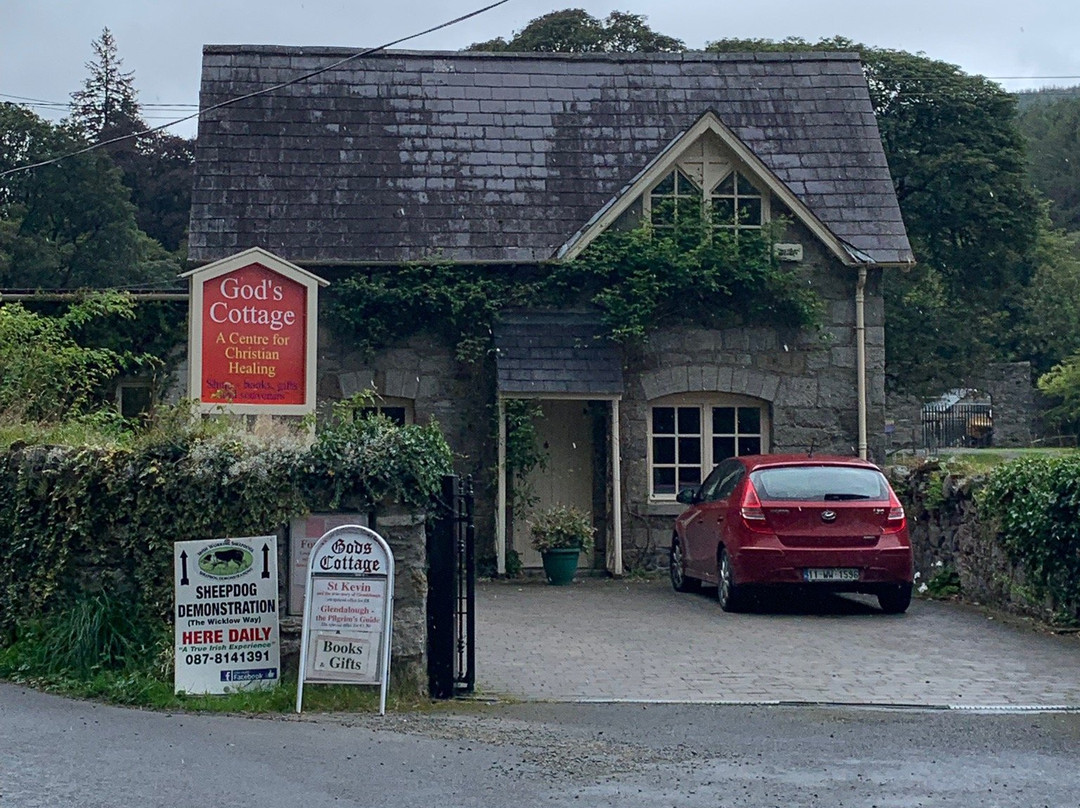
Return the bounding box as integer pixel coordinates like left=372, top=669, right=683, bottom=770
left=0, top=0, right=510, bottom=179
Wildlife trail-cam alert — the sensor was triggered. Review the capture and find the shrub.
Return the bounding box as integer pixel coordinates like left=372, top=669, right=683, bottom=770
left=0, top=407, right=453, bottom=642
left=977, top=454, right=1080, bottom=622
left=529, top=505, right=595, bottom=554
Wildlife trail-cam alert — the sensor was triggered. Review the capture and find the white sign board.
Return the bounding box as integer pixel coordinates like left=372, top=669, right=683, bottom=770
left=773, top=242, right=804, bottom=262
left=174, top=536, right=280, bottom=695
left=297, top=525, right=394, bottom=715
left=288, top=513, right=368, bottom=615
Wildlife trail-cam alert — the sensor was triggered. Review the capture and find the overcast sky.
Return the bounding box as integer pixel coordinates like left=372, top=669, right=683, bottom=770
left=4, top=0, right=1079, bottom=139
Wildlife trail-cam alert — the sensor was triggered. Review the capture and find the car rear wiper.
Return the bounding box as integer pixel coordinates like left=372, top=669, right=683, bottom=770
left=823, top=493, right=872, bottom=501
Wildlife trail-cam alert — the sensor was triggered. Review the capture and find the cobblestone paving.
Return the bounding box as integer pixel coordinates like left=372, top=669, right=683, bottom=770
left=475, top=577, right=1080, bottom=707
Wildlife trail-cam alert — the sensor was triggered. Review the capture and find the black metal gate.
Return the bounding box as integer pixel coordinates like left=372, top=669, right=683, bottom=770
left=921, top=401, right=993, bottom=449
left=426, top=474, right=475, bottom=698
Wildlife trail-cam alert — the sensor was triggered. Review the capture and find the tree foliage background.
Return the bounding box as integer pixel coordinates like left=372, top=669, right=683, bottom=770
left=468, top=8, right=683, bottom=53
left=0, top=28, right=192, bottom=290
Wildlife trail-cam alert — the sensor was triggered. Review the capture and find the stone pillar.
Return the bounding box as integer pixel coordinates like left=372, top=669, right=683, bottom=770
left=372, top=507, right=428, bottom=695
left=980, top=362, right=1036, bottom=447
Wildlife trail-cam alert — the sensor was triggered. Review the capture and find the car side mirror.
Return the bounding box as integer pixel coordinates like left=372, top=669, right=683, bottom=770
left=675, top=487, right=698, bottom=505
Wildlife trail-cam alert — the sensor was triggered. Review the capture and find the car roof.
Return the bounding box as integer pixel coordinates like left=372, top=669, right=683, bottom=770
left=735, top=454, right=882, bottom=472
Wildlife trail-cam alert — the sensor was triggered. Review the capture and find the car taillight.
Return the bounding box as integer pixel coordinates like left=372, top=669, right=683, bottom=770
left=740, top=482, right=768, bottom=528
left=885, top=489, right=906, bottom=532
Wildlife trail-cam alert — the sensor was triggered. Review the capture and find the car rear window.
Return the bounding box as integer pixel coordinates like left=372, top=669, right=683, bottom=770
left=749, top=465, right=890, bottom=502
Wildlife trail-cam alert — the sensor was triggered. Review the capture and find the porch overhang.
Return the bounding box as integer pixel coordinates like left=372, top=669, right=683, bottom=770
left=494, top=310, right=623, bottom=398
left=493, top=310, right=625, bottom=577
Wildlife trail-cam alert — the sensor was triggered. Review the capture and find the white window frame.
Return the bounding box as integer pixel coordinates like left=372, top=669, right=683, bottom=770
left=642, top=134, right=770, bottom=232
left=647, top=392, right=770, bottom=501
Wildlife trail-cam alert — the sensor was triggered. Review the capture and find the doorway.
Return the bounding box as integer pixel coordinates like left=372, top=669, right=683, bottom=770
left=511, top=399, right=595, bottom=568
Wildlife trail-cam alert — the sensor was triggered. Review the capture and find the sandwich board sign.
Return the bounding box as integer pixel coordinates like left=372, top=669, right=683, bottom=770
left=296, top=525, right=394, bottom=715
left=174, top=535, right=280, bottom=694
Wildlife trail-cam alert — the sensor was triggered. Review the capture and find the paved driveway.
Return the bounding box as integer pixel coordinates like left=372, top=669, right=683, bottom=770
left=475, top=577, right=1080, bottom=708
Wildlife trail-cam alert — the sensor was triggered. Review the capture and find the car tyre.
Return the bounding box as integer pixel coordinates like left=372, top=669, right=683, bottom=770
left=878, top=583, right=912, bottom=614
left=670, top=537, right=699, bottom=593
left=717, top=548, right=745, bottom=612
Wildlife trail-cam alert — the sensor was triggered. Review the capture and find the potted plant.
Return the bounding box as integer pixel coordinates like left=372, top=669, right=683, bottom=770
left=529, top=505, right=595, bottom=586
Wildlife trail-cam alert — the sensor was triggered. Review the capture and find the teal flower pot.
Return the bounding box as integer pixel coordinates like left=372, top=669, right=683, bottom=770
left=541, top=548, right=581, bottom=586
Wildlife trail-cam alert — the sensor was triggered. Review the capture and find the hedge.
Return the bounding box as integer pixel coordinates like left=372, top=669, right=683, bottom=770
left=0, top=415, right=452, bottom=641
left=977, top=454, right=1080, bottom=622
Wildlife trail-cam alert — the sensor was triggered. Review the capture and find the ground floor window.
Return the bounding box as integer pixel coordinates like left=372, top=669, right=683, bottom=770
left=359, top=396, right=414, bottom=425
left=117, top=379, right=154, bottom=420
left=648, top=393, right=769, bottom=499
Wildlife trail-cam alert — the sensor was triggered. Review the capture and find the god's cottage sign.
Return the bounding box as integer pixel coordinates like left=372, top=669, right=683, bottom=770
left=297, top=525, right=394, bottom=715
left=182, top=247, right=328, bottom=415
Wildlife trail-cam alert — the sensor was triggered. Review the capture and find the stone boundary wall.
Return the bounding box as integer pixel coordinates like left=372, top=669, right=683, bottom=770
left=887, top=463, right=1053, bottom=620
left=885, top=362, right=1038, bottom=453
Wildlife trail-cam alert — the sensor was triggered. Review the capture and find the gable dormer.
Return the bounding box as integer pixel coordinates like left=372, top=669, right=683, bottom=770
left=558, top=111, right=857, bottom=265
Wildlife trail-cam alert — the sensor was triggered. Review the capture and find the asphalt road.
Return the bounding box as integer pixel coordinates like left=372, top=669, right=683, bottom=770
left=2, top=684, right=1079, bottom=807
left=5, top=579, right=1080, bottom=806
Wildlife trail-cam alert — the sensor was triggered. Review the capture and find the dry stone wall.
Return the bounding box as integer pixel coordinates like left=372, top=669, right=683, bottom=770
left=888, top=462, right=1053, bottom=620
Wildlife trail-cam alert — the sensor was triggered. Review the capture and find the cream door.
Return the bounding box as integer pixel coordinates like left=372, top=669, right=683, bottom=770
left=513, top=400, right=594, bottom=568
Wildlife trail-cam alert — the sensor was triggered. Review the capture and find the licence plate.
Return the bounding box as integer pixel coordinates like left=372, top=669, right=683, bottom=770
left=804, top=567, right=860, bottom=582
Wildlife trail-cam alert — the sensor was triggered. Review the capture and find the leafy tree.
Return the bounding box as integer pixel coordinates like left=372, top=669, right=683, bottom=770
left=0, top=292, right=158, bottom=422
left=1017, top=220, right=1080, bottom=374
left=707, top=37, right=1042, bottom=392
left=1037, top=353, right=1080, bottom=435
left=468, top=9, right=682, bottom=53
left=1017, top=94, right=1080, bottom=232
left=126, top=132, right=195, bottom=253
left=68, top=28, right=194, bottom=252
left=0, top=103, right=176, bottom=289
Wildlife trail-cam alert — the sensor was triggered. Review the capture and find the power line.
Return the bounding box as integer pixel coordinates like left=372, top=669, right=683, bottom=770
left=5, top=73, right=1080, bottom=114
left=0, top=0, right=511, bottom=179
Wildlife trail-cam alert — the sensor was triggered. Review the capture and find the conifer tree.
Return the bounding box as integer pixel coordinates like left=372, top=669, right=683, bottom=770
left=69, top=27, right=144, bottom=143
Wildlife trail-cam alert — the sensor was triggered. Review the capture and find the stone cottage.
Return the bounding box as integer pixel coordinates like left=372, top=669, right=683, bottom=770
left=187, top=47, right=914, bottom=575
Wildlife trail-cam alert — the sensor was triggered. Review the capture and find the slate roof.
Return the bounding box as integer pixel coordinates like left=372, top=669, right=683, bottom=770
left=494, top=311, right=623, bottom=397
left=189, top=48, right=913, bottom=266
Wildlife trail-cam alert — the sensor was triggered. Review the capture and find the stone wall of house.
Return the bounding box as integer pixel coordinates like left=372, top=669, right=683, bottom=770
left=619, top=218, right=885, bottom=568
left=315, top=328, right=496, bottom=539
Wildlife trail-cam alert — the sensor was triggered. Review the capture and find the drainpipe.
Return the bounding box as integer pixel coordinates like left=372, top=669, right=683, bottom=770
left=855, top=266, right=868, bottom=460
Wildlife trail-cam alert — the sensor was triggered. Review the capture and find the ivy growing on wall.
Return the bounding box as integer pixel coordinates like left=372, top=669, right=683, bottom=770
left=325, top=220, right=820, bottom=359
left=0, top=408, right=453, bottom=642
left=976, top=455, right=1080, bottom=623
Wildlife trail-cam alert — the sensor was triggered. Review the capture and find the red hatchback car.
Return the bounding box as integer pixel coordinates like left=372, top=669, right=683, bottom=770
left=671, top=454, right=914, bottom=613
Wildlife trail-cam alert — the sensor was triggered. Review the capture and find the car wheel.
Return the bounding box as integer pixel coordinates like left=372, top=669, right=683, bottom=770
left=878, top=583, right=913, bottom=614
left=669, top=538, right=699, bottom=593
left=717, top=548, right=744, bottom=612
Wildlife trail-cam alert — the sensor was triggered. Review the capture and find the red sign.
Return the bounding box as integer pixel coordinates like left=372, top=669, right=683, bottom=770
left=200, top=263, right=307, bottom=406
